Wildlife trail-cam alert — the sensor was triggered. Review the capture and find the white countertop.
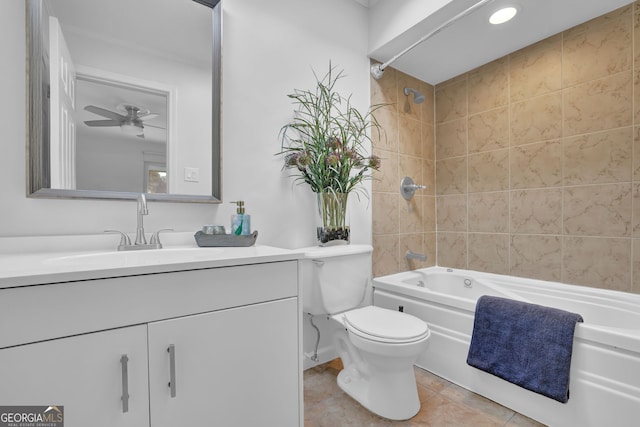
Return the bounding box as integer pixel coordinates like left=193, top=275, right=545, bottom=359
left=0, top=233, right=304, bottom=288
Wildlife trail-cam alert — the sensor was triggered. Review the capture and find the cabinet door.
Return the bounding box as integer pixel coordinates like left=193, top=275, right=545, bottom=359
left=0, top=325, right=149, bottom=427
left=148, top=298, right=299, bottom=427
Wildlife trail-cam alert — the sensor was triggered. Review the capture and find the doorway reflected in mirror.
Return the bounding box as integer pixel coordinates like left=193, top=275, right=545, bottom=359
left=73, top=75, right=169, bottom=193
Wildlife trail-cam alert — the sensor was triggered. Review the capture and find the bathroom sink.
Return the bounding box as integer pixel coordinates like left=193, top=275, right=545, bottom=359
left=0, top=237, right=301, bottom=288
left=44, top=247, right=224, bottom=268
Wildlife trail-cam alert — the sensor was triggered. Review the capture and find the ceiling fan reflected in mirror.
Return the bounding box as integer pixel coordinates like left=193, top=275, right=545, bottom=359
left=83, top=104, right=164, bottom=138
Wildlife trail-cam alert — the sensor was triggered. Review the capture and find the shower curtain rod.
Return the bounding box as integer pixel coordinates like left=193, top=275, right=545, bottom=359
left=370, top=0, right=496, bottom=79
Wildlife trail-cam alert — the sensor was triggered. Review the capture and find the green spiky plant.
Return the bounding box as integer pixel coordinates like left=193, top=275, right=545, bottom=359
left=279, top=63, right=384, bottom=244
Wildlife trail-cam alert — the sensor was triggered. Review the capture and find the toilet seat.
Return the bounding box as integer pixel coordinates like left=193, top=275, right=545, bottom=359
left=341, top=306, right=429, bottom=344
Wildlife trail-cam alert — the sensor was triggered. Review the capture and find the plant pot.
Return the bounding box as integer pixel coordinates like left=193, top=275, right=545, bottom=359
left=316, top=192, right=350, bottom=246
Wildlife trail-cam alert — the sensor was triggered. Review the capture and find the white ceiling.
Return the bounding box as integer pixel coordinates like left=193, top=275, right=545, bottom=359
left=368, top=0, right=634, bottom=85
left=45, top=0, right=212, bottom=68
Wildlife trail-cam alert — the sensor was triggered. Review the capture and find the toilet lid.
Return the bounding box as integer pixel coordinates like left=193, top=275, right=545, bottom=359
left=342, top=306, right=429, bottom=342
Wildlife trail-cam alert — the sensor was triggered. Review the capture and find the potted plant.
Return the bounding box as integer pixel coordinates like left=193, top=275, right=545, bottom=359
left=279, top=63, right=383, bottom=245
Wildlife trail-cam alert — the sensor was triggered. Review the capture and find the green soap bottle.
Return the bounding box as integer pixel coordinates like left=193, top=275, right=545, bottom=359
left=230, top=201, right=251, bottom=235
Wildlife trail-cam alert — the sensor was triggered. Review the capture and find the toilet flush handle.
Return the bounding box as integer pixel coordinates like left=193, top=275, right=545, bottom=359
left=312, top=259, right=324, bottom=267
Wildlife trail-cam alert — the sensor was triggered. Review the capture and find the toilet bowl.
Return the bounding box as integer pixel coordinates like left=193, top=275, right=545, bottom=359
left=332, top=305, right=430, bottom=420
left=301, top=245, right=431, bottom=421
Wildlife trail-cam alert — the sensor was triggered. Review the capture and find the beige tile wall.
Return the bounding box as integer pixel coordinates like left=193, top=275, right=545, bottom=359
left=371, top=67, right=436, bottom=277
left=371, top=3, right=640, bottom=294
left=434, top=3, right=640, bottom=293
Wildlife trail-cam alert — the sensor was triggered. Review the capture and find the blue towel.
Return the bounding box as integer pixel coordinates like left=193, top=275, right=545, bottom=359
left=466, top=295, right=583, bottom=403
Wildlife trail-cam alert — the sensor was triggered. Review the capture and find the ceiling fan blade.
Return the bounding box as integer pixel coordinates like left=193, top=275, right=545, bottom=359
left=84, top=119, right=120, bottom=127
left=137, top=113, right=159, bottom=121
left=84, top=105, right=127, bottom=121
left=144, top=123, right=166, bottom=130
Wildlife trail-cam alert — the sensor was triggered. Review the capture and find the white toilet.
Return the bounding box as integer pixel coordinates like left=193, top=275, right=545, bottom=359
left=302, top=244, right=430, bottom=421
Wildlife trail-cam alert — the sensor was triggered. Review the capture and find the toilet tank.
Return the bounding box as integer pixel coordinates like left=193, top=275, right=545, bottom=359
left=301, top=244, right=373, bottom=315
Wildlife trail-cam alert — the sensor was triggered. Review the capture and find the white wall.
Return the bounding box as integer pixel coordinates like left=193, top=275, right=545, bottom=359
left=220, top=0, right=372, bottom=249
left=1, top=0, right=371, bottom=249
left=75, top=132, right=161, bottom=192
left=368, top=0, right=454, bottom=52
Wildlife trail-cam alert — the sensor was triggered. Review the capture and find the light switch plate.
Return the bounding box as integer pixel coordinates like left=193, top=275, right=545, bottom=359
left=184, top=167, right=200, bottom=182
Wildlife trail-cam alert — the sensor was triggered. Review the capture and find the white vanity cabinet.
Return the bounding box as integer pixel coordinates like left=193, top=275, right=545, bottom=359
left=148, top=297, right=299, bottom=426
left=0, top=325, right=150, bottom=427
left=0, top=254, right=302, bottom=427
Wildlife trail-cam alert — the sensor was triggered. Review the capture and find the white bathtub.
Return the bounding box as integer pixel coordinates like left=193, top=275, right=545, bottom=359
left=373, top=266, right=640, bottom=427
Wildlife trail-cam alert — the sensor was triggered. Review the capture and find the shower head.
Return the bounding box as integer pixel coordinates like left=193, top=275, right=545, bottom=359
left=404, top=87, right=425, bottom=104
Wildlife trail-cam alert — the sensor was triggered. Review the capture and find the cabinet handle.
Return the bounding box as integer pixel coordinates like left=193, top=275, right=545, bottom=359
left=168, top=345, right=176, bottom=398
left=120, top=354, right=130, bottom=413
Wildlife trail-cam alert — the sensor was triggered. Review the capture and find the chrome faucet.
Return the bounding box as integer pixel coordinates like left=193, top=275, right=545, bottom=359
left=105, top=193, right=172, bottom=251
left=406, top=250, right=427, bottom=262
left=135, top=193, right=149, bottom=245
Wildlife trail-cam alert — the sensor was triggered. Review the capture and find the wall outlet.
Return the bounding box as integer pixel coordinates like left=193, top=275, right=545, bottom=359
left=184, top=167, right=200, bottom=182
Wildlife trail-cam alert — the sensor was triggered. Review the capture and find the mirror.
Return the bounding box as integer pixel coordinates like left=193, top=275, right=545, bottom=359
left=26, top=0, right=221, bottom=202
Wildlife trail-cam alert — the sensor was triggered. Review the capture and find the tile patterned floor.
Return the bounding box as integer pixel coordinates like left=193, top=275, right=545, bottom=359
left=304, top=359, right=547, bottom=427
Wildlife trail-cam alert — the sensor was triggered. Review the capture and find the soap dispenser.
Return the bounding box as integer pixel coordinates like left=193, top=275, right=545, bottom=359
left=230, top=201, right=251, bottom=235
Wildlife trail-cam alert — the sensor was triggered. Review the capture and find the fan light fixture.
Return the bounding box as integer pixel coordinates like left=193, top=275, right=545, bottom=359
left=489, top=6, right=517, bottom=25
left=84, top=104, right=162, bottom=138
left=120, top=122, right=142, bottom=136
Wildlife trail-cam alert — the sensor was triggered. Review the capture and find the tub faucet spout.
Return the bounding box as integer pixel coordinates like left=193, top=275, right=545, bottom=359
left=406, top=250, right=427, bottom=262
left=135, top=193, right=148, bottom=245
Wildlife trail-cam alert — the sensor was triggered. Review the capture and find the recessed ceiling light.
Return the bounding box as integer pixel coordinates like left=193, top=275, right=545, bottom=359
left=489, top=7, right=517, bottom=25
